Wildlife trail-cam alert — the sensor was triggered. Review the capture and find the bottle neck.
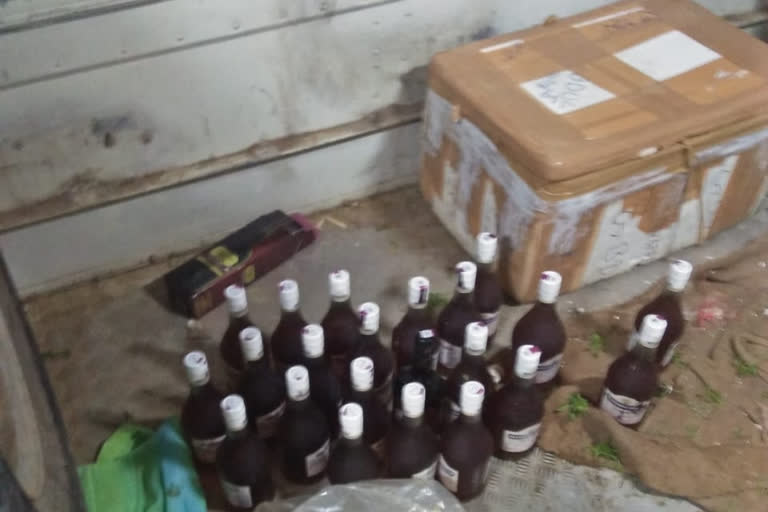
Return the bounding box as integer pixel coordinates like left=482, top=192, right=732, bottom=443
left=401, top=414, right=424, bottom=429
left=477, top=261, right=495, bottom=274
left=460, top=411, right=482, bottom=424
left=227, top=426, right=249, bottom=440
left=245, top=358, right=268, bottom=371
left=230, top=308, right=248, bottom=319
left=349, top=387, right=373, bottom=404
left=453, top=289, right=474, bottom=304
left=303, top=354, right=325, bottom=368
left=462, top=351, right=486, bottom=365
left=358, top=330, right=380, bottom=344
left=513, top=374, right=535, bottom=390
left=280, top=308, right=302, bottom=319
left=330, top=297, right=352, bottom=307
left=631, top=343, right=657, bottom=362
left=663, top=287, right=683, bottom=299
left=340, top=435, right=364, bottom=446
left=189, top=380, right=212, bottom=395
left=287, top=395, right=311, bottom=409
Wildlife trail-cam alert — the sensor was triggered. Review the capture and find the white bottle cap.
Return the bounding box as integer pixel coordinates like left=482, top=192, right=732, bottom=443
left=350, top=356, right=374, bottom=392
left=638, top=314, right=667, bottom=349
left=302, top=324, right=325, bottom=358
left=460, top=381, right=485, bottom=417
left=285, top=365, right=310, bottom=401
left=339, top=402, right=364, bottom=440
left=514, top=345, right=542, bottom=379
left=538, top=271, right=562, bottom=304
left=358, top=302, right=380, bottom=334
left=476, top=232, right=498, bottom=264
left=224, top=285, right=248, bottom=315
left=402, top=382, right=426, bottom=419
left=239, top=327, right=264, bottom=362
left=464, top=321, right=489, bottom=355
left=221, top=394, right=248, bottom=432
left=183, top=351, right=210, bottom=386
left=329, top=270, right=351, bottom=301
left=667, top=259, right=693, bottom=292
left=278, top=279, right=300, bottom=311
left=407, top=276, right=430, bottom=308
left=455, top=261, right=477, bottom=292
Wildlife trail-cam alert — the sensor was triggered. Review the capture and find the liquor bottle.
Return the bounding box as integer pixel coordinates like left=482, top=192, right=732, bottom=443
left=437, top=262, right=482, bottom=374
left=302, top=324, right=342, bottom=438
left=438, top=381, right=493, bottom=502
left=474, top=233, right=504, bottom=348
left=327, top=403, right=380, bottom=484
left=486, top=345, right=543, bottom=460
left=345, top=357, right=390, bottom=457
left=442, top=322, right=495, bottom=427
left=181, top=351, right=226, bottom=464
left=271, top=280, right=308, bottom=372
left=321, top=270, right=360, bottom=378
left=387, top=382, right=439, bottom=479
left=508, top=271, right=565, bottom=388
left=278, top=365, right=331, bottom=484
left=347, top=302, right=395, bottom=406
left=216, top=395, right=274, bottom=510
left=601, top=315, right=667, bottom=427
left=220, top=285, right=257, bottom=386
left=629, top=259, right=692, bottom=367
left=392, top=329, right=442, bottom=427
left=237, top=327, right=286, bottom=439
left=391, top=276, right=435, bottom=368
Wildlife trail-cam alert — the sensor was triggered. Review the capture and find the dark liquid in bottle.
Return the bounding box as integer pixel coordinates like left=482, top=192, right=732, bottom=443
left=321, top=299, right=360, bottom=378
left=475, top=262, right=503, bottom=348
left=220, top=315, right=255, bottom=384
left=602, top=345, right=658, bottom=427
left=347, top=332, right=395, bottom=405
left=439, top=412, right=493, bottom=501
left=272, top=310, right=308, bottom=372
left=216, top=428, right=275, bottom=510
left=442, top=354, right=494, bottom=428
left=392, top=307, right=434, bottom=368
left=343, top=387, right=389, bottom=457
left=327, top=436, right=379, bottom=484
left=387, top=414, right=439, bottom=478
left=392, top=332, right=442, bottom=428
left=508, top=302, right=565, bottom=389
left=305, top=356, right=342, bottom=439
left=278, top=394, right=331, bottom=484
left=238, top=358, right=285, bottom=440
left=181, top=382, right=226, bottom=464
left=437, top=292, right=481, bottom=374
left=634, top=291, right=683, bottom=367
left=486, top=377, right=543, bottom=460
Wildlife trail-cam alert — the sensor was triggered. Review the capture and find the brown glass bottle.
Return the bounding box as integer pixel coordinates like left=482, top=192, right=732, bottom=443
left=442, top=322, right=494, bottom=428
left=237, top=328, right=286, bottom=439
left=508, top=271, right=565, bottom=389
left=487, top=345, right=543, bottom=460
left=392, top=329, right=442, bottom=428
left=321, top=270, right=360, bottom=378
left=302, top=324, right=342, bottom=439
left=344, top=357, right=390, bottom=458
left=181, top=351, right=227, bottom=464
left=220, top=285, right=257, bottom=387
left=271, top=280, right=308, bottom=373
left=327, top=402, right=380, bottom=484
left=392, top=276, right=435, bottom=368
left=601, top=315, right=667, bottom=427
left=438, top=381, right=493, bottom=502
left=216, top=395, right=275, bottom=510
left=387, top=382, right=439, bottom=479
left=630, top=260, right=692, bottom=367
left=277, top=365, right=331, bottom=484
left=347, top=302, right=395, bottom=406
left=474, top=233, right=504, bottom=349
left=437, top=262, right=482, bottom=374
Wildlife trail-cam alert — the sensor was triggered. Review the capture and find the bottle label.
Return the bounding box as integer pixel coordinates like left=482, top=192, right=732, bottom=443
left=190, top=435, right=225, bottom=464
left=600, top=388, right=650, bottom=425
left=412, top=459, right=438, bottom=479
left=305, top=439, right=331, bottom=477
left=660, top=342, right=679, bottom=367
left=374, top=371, right=394, bottom=407
left=256, top=402, right=286, bottom=439
left=438, top=339, right=462, bottom=369
left=535, top=353, right=563, bottom=384
left=437, top=455, right=460, bottom=492
left=220, top=479, right=253, bottom=508
left=480, top=311, right=500, bottom=336
left=501, top=423, right=541, bottom=453
left=627, top=329, right=639, bottom=351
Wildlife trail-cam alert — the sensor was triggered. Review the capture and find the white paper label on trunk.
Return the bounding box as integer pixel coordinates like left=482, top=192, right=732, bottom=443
left=256, top=401, right=285, bottom=439
left=600, top=388, right=650, bottom=425
left=191, top=435, right=225, bottom=464
left=661, top=342, right=679, bottom=368
left=412, top=459, right=438, bottom=479
left=439, top=339, right=463, bottom=369
left=480, top=311, right=500, bottom=336
left=701, top=155, right=739, bottom=236
left=305, top=439, right=330, bottom=477
left=520, top=71, right=615, bottom=115
left=501, top=423, right=541, bottom=453
left=614, top=30, right=721, bottom=81
left=535, top=353, right=563, bottom=384
left=220, top=479, right=253, bottom=508
left=438, top=455, right=460, bottom=492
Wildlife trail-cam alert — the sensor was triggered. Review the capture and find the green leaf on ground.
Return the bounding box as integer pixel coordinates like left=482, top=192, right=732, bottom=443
left=590, top=441, right=623, bottom=470
left=588, top=333, right=605, bottom=357
left=557, top=392, right=590, bottom=420
left=734, top=356, right=759, bottom=377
